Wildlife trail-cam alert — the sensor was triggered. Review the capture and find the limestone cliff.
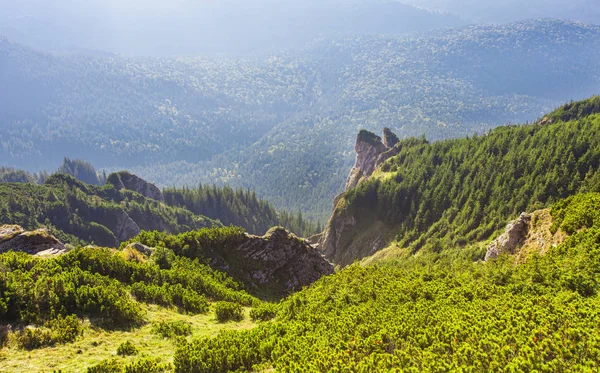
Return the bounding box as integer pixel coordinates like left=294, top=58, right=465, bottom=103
left=114, top=210, right=142, bottom=243
left=0, top=225, right=68, bottom=255
left=108, top=171, right=164, bottom=202
left=346, top=128, right=398, bottom=190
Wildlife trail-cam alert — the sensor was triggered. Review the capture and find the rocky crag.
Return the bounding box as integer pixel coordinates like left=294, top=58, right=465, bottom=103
left=0, top=225, right=68, bottom=256
left=485, top=209, right=566, bottom=261
left=107, top=171, right=164, bottom=202
left=345, top=128, right=400, bottom=190
left=128, top=227, right=333, bottom=296
left=320, top=128, right=400, bottom=266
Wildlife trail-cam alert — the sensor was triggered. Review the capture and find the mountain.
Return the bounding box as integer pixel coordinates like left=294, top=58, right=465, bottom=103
left=2, top=19, right=600, bottom=222
left=319, top=96, right=600, bottom=265
left=399, top=0, right=600, bottom=25
left=0, top=173, right=218, bottom=247
left=0, top=0, right=463, bottom=56
left=130, top=19, right=600, bottom=222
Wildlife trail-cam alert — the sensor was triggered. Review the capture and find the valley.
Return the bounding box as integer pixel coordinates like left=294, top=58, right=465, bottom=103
left=1, top=2, right=600, bottom=371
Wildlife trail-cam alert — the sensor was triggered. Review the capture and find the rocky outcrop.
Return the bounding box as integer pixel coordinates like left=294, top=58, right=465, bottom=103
left=125, top=242, right=154, bottom=257
left=0, top=225, right=68, bottom=255
left=108, top=171, right=164, bottom=202
left=345, top=128, right=400, bottom=191
left=320, top=128, right=400, bottom=266
left=114, top=210, right=142, bottom=242
left=485, top=213, right=531, bottom=261
left=232, top=227, right=334, bottom=295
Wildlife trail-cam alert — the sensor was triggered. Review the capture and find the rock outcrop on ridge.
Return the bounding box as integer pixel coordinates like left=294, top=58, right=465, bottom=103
left=0, top=225, right=68, bottom=255
left=108, top=171, right=164, bottom=202
left=320, top=128, right=401, bottom=266
left=234, top=227, right=334, bottom=295
left=345, top=128, right=400, bottom=191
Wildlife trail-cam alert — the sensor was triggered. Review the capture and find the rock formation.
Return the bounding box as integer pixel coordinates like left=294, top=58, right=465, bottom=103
left=124, top=242, right=154, bottom=257
left=320, top=128, right=400, bottom=266
left=345, top=128, right=400, bottom=191
left=114, top=210, right=142, bottom=242
left=0, top=225, right=68, bottom=255
left=234, top=227, right=334, bottom=294
left=485, top=213, right=531, bottom=261
left=108, top=171, right=164, bottom=202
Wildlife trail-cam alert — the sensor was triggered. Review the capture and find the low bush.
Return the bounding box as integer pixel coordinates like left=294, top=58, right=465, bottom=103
left=116, top=340, right=139, bottom=356
left=87, top=358, right=122, bottom=373
left=214, top=301, right=243, bottom=322
left=250, top=303, right=278, bottom=322
left=17, top=315, right=83, bottom=350
left=152, top=320, right=192, bottom=339
left=124, top=357, right=172, bottom=373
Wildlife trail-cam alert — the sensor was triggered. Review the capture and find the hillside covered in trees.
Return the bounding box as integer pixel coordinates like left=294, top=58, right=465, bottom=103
left=321, top=96, right=600, bottom=265
left=2, top=19, right=600, bottom=221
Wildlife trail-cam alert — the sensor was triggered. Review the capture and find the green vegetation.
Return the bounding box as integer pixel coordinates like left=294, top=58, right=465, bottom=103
left=163, top=184, right=321, bottom=236
left=3, top=20, right=600, bottom=222
left=214, top=302, right=244, bottom=323
left=152, top=321, right=193, bottom=339
left=336, top=97, right=600, bottom=260
left=0, top=174, right=216, bottom=246
left=174, top=192, right=600, bottom=372
left=117, top=341, right=139, bottom=357
left=0, top=234, right=257, bottom=328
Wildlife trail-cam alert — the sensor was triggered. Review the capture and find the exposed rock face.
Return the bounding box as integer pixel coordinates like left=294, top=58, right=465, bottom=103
left=0, top=225, right=68, bottom=255
left=234, top=227, right=334, bottom=294
left=125, top=242, right=154, bottom=257
left=114, top=210, right=142, bottom=242
left=345, top=128, right=400, bottom=191
left=108, top=171, right=164, bottom=202
left=382, top=127, right=400, bottom=148
left=320, top=128, right=400, bottom=266
left=485, top=213, right=531, bottom=261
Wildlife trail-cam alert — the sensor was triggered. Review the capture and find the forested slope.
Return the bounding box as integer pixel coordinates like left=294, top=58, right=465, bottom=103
left=322, top=96, right=600, bottom=265
left=2, top=20, right=600, bottom=221
left=0, top=174, right=217, bottom=247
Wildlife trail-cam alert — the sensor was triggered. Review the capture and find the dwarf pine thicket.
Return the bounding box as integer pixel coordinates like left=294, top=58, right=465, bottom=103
left=173, top=192, right=600, bottom=372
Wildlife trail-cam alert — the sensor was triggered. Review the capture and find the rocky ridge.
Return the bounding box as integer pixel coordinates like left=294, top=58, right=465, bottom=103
left=485, top=209, right=566, bottom=261
left=108, top=171, right=164, bottom=202
left=0, top=225, right=68, bottom=255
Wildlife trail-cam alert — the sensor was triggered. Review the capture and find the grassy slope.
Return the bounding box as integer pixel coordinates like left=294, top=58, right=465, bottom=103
left=0, top=304, right=255, bottom=372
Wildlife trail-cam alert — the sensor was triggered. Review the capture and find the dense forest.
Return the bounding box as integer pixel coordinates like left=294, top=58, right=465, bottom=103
left=2, top=19, right=600, bottom=221
left=163, top=185, right=321, bottom=237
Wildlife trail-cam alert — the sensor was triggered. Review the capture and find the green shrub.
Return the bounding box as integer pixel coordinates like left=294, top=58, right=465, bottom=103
left=87, top=358, right=122, bottom=373
left=214, top=301, right=243, bottom=322
left=250, top=303, right=278, bottom=322
left=17, top=326, right=54, bottom=350
left=116, top=340, right=139, bottom=356
left=17, top=315, right=83, bottom=350
left=46, top=315, right=84, bottom=344
left=124, top=357, right=172, bottom=373
left=152, top=320, right=193, bottom=339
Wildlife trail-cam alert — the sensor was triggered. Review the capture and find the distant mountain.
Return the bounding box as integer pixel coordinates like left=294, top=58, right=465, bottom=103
left=0, top=0, right=463, bottom=56
left=1, top=19, right=600, bottom=222
left=400, top=0, right=600, bottom=25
